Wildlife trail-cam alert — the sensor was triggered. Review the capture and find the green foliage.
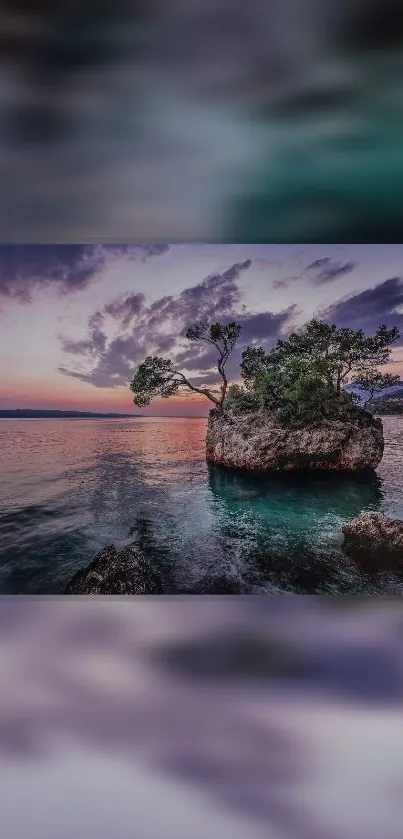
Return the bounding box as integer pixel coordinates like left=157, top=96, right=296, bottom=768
left=225, top=384, right=260, bottom=414
left=240, top=346, right=268, bottom=387
left=130, top=316, right=400, bottom=425
left=185, top=320, right=241, bottom=350
left=249, top=356, right=354, bottom=427
left=129, top=356, right=179, bottom=406
left=242, top=320, right=399, bottom=394
left=239, top=319, right=400, bottom=428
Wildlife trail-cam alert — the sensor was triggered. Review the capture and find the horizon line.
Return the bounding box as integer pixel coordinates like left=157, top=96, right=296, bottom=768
left=0, top=408, right=208, bottom=418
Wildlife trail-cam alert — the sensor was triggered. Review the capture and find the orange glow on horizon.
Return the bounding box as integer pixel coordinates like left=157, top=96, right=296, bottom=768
left=0, top=381, right=211, bottom=416
left=1, top=351, right=402, bottom=415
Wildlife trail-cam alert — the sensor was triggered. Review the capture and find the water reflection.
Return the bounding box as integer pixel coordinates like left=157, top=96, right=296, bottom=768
left=208, top=463, right=385, bottom=516
left=0, top=418, right=402, bottom=594
left=0, top=419, right=206, bottom=593
left=205, top=465, right=387, bottom=594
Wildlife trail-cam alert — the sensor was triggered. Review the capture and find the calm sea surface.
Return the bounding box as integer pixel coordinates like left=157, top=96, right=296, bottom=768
left=0, top=416, right=402, bottom=594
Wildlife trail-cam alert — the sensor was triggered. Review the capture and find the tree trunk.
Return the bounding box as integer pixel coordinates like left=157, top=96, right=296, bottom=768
left=217, top=362, right=228, bottom=410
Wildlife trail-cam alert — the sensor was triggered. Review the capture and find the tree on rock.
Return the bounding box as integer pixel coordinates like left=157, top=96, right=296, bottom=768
left=242, top=320, right=400, bottom=395
left=235, top=319, right=400, bottom=426
left=129, top=320, right=241, bottom=411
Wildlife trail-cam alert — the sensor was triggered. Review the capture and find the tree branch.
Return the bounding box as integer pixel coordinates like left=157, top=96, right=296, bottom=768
left=204, top=337, right=232, bottom=406
left=173, top=371, right=220, bottom=406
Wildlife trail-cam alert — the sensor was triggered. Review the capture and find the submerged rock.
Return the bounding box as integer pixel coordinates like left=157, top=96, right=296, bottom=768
left=65, top=543, right=163, bottom=594
left=206, top=409, right=384, bottom=473
left=342, top=512, right=403, bottom=566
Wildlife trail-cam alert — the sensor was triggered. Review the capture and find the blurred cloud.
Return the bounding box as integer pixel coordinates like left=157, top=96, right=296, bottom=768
left=4, top=2, right=403, bottom=240
left=0, top=599, right=403, bottom=839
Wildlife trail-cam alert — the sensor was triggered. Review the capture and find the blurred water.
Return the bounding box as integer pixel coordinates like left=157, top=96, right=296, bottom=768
left=0, top=416, right=402, bottom=594
left=3, top=2, right=403, bottom=240
left=0, top=597, right=403, bottom=839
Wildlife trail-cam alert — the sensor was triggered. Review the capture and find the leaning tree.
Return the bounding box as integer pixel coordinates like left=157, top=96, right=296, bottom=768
left=129, top=320, right=241, bottom=411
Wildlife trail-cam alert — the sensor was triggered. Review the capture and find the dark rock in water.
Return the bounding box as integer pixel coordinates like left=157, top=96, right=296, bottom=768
left=65, top=543, right=163, bottom=594
left=342, top=512, right=403, bottom=567
left=206, top=408, right=384, bottom=473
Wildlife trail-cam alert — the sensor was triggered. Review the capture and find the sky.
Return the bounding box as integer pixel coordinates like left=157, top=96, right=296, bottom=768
left=1, top=243, right=403, bottom=416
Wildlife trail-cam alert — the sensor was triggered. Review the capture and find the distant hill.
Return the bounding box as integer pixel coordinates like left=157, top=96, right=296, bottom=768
left=0, top=409, right=141, bottom=419
left=345, top=380, right=403, bottom=402
left=344, top=381, right=403, bottom=415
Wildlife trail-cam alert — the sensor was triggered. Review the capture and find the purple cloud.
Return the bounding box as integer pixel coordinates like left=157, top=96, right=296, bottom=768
left=305, top=258, right=356, bottom=284
left=321, top=277, right=403, bottom=341
left=0, top=244, right=170, bottom=306
left=103, top=293, right=146, bottom=328
left=306, top=258, right=330, bottom=271
left=58, top=258, right=296, bottom=389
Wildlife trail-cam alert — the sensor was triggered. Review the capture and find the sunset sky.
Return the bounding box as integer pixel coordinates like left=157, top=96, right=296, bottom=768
left=1, top=243, right=403, bottom=416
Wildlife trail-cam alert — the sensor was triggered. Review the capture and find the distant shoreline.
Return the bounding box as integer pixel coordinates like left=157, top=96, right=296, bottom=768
left=0, top=410, right=139, bottom=419
left=0, top=409, right=400, bottom=420
left=0, top=410, right=207, bottom=419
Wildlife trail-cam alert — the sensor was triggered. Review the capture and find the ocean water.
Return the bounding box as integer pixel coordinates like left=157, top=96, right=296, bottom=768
left=0, top=415, right=402, bottom=595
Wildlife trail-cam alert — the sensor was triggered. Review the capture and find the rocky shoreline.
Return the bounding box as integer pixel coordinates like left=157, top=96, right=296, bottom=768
left=206, top=408, right=384, bottom=473
left=65, top=543, right=163, bottom=594
left=342, top=512, right=403, bottom=568
left=66, top=510, right=403, bottom=595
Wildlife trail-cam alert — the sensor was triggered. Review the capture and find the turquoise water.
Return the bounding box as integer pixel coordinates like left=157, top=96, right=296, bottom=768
left=0, top=415, right=402, bottom=594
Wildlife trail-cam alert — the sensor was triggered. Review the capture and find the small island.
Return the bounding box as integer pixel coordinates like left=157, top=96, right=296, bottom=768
left=130, top=317, right=400, bottom=474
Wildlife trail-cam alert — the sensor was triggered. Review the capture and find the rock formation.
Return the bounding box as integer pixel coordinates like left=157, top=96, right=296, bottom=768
left=65, top=543, right=163, bottom=594
left=206, top=409, right=384, bottom=473
left=342, top=512, right=403, bottom=565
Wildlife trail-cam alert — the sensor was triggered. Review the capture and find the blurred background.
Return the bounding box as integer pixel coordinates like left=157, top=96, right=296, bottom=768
left=2, top=1, right=403, bottom=241
left=1, top=597, right=403, bottom=839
